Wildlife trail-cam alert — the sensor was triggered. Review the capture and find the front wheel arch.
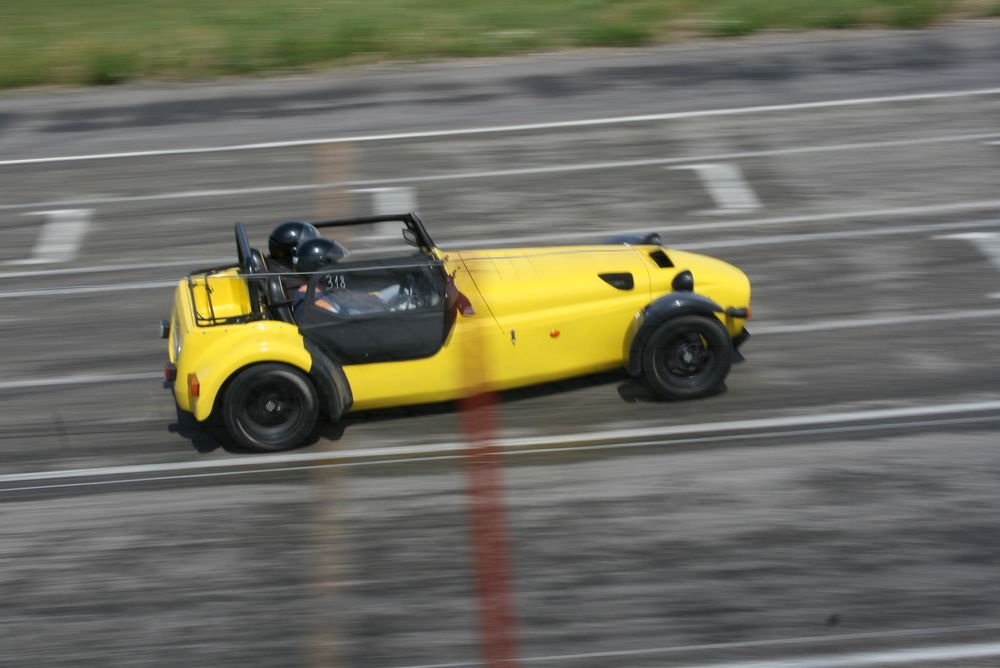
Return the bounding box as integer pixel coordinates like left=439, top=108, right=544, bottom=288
left=625, top=292, right=725, bottom=377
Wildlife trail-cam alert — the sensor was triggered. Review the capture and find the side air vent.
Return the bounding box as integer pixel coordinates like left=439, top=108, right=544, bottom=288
left=599, top=272, right=634, bottom=290
left=649, top=250, right=673, bottom=268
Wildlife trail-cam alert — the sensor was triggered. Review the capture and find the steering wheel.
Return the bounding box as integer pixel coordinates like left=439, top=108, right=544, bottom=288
left=387, top=274, right=425, bottom=311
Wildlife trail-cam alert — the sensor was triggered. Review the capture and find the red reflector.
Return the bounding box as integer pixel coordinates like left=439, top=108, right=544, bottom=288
left=746, top=307, right=752, bottom=319
left=164, top=363, right=177, bottom=382
left=188, top=373, right=200, bottom=397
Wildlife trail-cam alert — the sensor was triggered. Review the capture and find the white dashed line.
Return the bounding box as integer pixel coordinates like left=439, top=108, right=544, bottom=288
left=15, top=209, right=93, bottom=265
left=0, top=372, right=162, bottom=391
left=0, top=280, right=175, bottom=298
left=670, top=163, right=763, bottom=213
left=3, top=211, right=1000, bottom=287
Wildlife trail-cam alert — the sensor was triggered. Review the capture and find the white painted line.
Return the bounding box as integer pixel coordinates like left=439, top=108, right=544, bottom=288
left=752, top=307, right=1000, bottom=334
left=4, top=216, right=1000, bottom=296
left=447, top=214, right=1000, bottom=251
left=671, top=163, right=762, bottom=213
left=0, top=257, right=231, bottom=280
left=938, top=231, right=1000, bottom=273
left=680, top=217, right=1000, bottom=250
left=401, top=641, right=1000, bottom=668
left=0, top=183, right=317, bottom=212
left=6, top=213, right=998, bottom=286
left=0, top=372, right=162, bottom=391
left=2, top=131, right=998, bottom=212
left=663, top=641, right=1000, bottom=668
left=0, top=280, right=175, bottom=298
left=661, top=200, right=1000, bottom=235
left=2, top=398, right=999, bottom=483
left=1, top=87, right=999, bottom=167
left=18, top=209, right=92, bottom=264
left=397, top=627, right=1000, bottom=668
left=12, top=415, right=1000, bottom=494
left=4, top=258, right=55, bottom=266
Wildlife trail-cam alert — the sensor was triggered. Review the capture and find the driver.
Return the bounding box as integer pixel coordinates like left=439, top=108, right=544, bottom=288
left=267, top=221, right=320, bottom=290
left=293, top=237, right=404, bottom=316
left=292, top=237, right=351, bottom=316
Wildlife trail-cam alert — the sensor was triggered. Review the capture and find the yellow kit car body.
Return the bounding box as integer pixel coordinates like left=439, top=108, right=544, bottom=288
left=163, top=214, right=750, bottom=451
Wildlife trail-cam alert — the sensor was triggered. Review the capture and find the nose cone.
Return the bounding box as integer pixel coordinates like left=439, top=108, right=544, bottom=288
left=668, top=249, right=751, bottom=309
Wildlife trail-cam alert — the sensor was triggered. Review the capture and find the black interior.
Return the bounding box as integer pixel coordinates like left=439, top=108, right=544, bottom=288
left=296, top=255, right=452, bottom=364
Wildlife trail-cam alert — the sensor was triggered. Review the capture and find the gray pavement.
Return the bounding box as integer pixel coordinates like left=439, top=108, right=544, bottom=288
left=2, top=22, right=1000, bottom=667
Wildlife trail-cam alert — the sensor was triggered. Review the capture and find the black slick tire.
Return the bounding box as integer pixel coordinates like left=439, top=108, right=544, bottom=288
left=641, top=315, right=732, bottom=399
left=222, top=363, right=319, bottom=452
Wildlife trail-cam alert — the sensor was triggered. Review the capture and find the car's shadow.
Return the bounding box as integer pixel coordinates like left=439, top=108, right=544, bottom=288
left=323, top=372, right=690, bottom=442
left=169, top=371, right=688, bottom=455
left=323, top=370, right=639, bottom=431
left=167, top=406, right=240, bottom=455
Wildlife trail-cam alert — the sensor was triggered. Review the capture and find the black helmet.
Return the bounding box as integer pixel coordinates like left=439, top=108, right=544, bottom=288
left=294, top=238, right=349, bottom=273
left=268, top=221, right=319, bottom=264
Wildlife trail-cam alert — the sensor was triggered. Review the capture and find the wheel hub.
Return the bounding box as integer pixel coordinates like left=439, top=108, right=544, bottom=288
left=245, top=387, right=297, bottom=428
left=670, top=340, right=707, bottom=374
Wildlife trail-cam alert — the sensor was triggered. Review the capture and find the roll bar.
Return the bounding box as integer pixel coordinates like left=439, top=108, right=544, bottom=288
left=310, top=212, right=436, bottom=252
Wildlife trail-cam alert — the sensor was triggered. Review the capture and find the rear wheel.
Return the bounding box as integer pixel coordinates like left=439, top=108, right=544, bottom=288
left=641, top=315, right=732, bottom=399
left=222, top=363, right=319, bottom=452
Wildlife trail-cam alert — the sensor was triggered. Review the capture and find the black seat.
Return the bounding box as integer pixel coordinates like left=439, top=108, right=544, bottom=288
left=251, top=248, right=295, bottom=324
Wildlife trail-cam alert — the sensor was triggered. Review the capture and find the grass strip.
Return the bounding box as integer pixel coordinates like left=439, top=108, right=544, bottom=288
left=0, top=0, right=993, bottom=90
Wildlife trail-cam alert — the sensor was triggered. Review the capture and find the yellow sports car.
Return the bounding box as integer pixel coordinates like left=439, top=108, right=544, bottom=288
left=161, top=213, right=751, bottom=451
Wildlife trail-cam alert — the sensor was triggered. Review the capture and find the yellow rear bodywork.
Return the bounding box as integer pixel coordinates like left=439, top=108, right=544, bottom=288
left=168, top=244, right=750, bottom=421
left=169, top=270, right=311, bottom=420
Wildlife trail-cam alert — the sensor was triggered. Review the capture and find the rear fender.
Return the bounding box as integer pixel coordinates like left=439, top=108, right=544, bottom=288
left=624, top=292, right=724, bottom=376
left=182, top=325, right=313, bottom=421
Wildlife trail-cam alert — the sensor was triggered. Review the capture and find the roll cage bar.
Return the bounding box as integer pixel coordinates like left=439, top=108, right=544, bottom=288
left=309, top=212, right=437, bottom=253
left=188, top=213, right=438, bottom=328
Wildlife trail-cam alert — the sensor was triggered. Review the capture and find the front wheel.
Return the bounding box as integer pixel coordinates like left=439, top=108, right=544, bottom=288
left=641, top=315, right=732, bottom=399
left=222, top=363, right=319, bottom=452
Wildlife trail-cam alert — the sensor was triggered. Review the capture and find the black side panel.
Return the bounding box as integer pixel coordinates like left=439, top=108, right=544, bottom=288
left=298, top=257, right=449, bottom=364
left=302, top=310, right=447, bottom=364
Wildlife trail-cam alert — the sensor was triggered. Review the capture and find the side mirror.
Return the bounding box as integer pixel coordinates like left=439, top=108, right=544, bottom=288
left=403, top=229, right=419, bottom=248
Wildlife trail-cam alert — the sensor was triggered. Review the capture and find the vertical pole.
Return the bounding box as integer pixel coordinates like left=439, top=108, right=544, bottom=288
left=315, top=142, right=355, bottom=222
left=461, top=338, right=520, bottom=667
left=306, top=142, right=356, bottom=668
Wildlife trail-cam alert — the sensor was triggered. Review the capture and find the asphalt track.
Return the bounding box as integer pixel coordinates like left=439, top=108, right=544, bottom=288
left=2, top=22, right=1000, bottom=667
